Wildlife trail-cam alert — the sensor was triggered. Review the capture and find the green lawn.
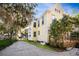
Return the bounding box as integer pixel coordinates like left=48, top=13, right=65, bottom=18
left=0, top=39, right=17, bottom=50
left=23, top=39, right=64, bottom=52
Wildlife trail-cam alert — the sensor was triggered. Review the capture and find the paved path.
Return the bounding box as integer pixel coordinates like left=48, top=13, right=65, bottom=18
left=0, top=41, right=78, bottom=56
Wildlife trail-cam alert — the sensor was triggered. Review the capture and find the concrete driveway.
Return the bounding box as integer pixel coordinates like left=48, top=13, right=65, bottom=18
left=0, top=41, right=78, bottom=56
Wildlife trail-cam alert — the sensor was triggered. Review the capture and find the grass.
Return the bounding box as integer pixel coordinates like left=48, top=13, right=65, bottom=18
left=22, top=39, right=64, bottom=52
left=0, top=39, right=17, bottom=50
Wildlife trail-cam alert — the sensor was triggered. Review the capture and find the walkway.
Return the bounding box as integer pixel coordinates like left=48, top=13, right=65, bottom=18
left=0, top=41, right=78, bottom=56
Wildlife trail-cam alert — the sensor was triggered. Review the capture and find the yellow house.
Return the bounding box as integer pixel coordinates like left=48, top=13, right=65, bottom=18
left=28, top=4, right=64, bottom=43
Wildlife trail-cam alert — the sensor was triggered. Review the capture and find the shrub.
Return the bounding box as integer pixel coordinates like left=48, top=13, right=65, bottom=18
left=0, top=39, right=17, bottom=50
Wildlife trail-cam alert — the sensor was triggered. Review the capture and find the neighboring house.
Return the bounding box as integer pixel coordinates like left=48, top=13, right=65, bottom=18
left=27, top=4, right=64, bottom=43
left=28, top=19, right=38, bottom=41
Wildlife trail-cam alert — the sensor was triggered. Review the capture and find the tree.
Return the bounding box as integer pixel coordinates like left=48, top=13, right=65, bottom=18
left=50, top=19, right=63, bottom=47
left=0, top=3, right=37, bottom=39
left=50, top=15, right=74, bottom=48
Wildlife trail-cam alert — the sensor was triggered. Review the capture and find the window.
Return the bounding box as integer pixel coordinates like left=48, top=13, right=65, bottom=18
left=29, top=28, right=31, bottom=30
left=42, top=19, right=44, bottom=25
left=33, top=32, right=36, bottom=37
left=38, top=21, right=40, bottom=27
left=33, top=22, right=36, bottom=27
left=55, top=8, right=60, bottom=13
left=42, top=16, right=44, bottom=25
left=55, top=8, right=57, bottom=11
left=48, top=29, right=50, bottom=34
left=59, top=10, right=60, bottom=13
left=52, top=16, right=56, bottom=22
left=38, top=31, right=40, bottom=35
left=52, top=16, right=55, bottom=19
left=29, top=35, right=31, bottom=37
left=29, top=32, right=31, bottom=34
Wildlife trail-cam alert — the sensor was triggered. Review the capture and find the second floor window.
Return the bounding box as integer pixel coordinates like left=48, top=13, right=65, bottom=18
left=42, top=16, right=44, bottom=25
left=55, top=8, right=60, bottom=13
left=38, top=21, right=40, bottom=27
left=33, top=22, right=36, bottom=27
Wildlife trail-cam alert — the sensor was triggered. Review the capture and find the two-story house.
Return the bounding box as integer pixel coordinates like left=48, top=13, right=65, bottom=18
left=28, top=4, right=64, bottom=43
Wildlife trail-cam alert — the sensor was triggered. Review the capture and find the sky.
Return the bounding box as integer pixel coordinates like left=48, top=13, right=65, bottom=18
left=35, top=3, right=79, bottom=18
